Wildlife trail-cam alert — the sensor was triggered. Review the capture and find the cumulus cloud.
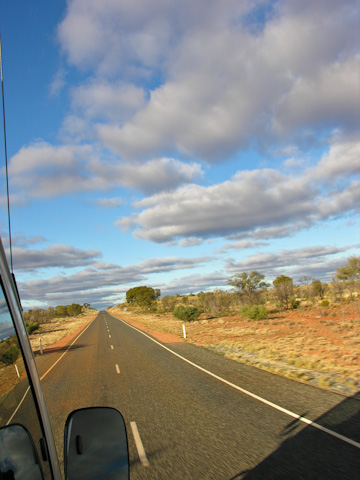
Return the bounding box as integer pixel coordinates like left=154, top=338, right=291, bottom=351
left=12, top=245, right=101, bottom=272
left=88, top=156, right=203, bottom=194
left=57, top=0, right=248, bottom=75
left=217, top=240, right=269, bottom=254
left=179, top=237, right=204, bottom=248
left=228, top=224, right=307, bottom=241
left=59, top=0, right=360, bottom=160
left=49, top=66, right=67, bottom=97
left=8, top=142, right=102, bottom=197
left=274, top=55, right=360, bottom=136
left=310, top=137, right=360, bottom=181
left=8, top=142, right=202, bottom=198
left=115, top=138, right=360, bottom=243
left=97, top=197, right=123, bottom=209
left=12, top=235, right=47, bottom=248
left=115, top=169, right=314, bottom=242
left=156, top=271, right=229, bottom=297
left=18, top=254, right=211, bottom=307
left=71, top=81, right=146, bottom=122
left=1, top=233, right=46, bottom=250
left=225, top=245, right=357, bottom=281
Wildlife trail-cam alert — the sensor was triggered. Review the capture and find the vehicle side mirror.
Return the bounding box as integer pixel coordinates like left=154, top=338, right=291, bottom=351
left=64, top=407, right=129, bottom=480
left=0, top=424, right=44, bottom=480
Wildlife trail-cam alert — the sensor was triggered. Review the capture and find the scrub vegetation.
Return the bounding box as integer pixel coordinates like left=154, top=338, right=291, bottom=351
left=114, top=257, right=360, bottom=395
left=23, top=303, right=86, bottom=325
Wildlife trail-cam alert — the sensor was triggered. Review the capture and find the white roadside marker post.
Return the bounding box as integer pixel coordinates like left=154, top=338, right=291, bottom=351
left=15, top=364, right=20, bottom=378
left=39, top=338, right=43, bottom=355
left=182, top=324, right=186, bottom=339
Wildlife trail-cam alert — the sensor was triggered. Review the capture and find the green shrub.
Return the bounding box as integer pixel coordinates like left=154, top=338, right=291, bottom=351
left=241, top=305, right=268, bottom=320
left=26, top=322, right=40, bottom=335
left=0, top=346, right=20, bottom=365
left=320, top=300, right=330, bottom=307
left=290, top=298, right=301, bottom=309
left=172, top=305, right=200, bottom=322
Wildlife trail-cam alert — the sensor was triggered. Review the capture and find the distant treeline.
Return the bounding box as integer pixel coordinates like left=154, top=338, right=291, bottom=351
left=24, top=303, right=90, bottom=325
left=122, top=257, right=360, bottom=320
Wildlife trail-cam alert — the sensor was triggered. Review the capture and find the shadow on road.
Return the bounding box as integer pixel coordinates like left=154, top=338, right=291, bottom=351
left=33, top=343, right=89, bottom=355
left=231, top=392, right=360, bottom=480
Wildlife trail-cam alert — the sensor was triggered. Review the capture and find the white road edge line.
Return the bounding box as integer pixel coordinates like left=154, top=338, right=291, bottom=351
left=112, top=315, right=360, bottom=450
left=111, top=345, right=114, bottom=350
left=9, top=317, right=97, bottom=423
left=40, top=318, right=96, bottom=381
left=115, top=364, right=120, bottom=374
left=130, top=421, right=150, bottom=467
left=6, top=386, right=30, bottom=425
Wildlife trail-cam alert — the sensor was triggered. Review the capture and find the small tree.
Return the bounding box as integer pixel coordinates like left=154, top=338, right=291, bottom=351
left=54, top=305, right=69, bottom=318
left=0, top=345, right=20, bottom=365
left=26, top=322, right=40, bottom=335
left=336, top=257, right=360, bottom=298
left=273, top=275, right=294, bottom=309
left=161, top=295, right=177, bottom=312
left=126, top=286, right=160, bottom=309
left=299, top=275, right=312, bottom=299
left=330, top=275, right=344, bottom=301
left=227, top=271, right=269, bottom=306
left=67, top=304, right=83, bottom=316
left=199, top=290, right=233, bottom=316
left=311, top=280, right=328, bottom=300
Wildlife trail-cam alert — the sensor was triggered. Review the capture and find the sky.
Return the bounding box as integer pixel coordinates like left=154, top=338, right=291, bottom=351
left=0, top=0, right=359, bottom=310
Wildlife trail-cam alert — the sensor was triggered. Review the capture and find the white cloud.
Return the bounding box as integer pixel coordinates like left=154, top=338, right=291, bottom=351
left=8, top=142, right=202, bottom=198
left=12, top=245, right=101, bottom=272
left=49, top=66, right=67, bottom=97
left=89, top=156, right=203, bottom=194
left=310, top=137, right=360, bottom=181
left=116, top=169, right=313, bottom=242
left=72, top=81, right=146, bottom=122
left=57, top=0, right=249, bottom=75
left=97, top=197, right=123, bottom=209
left=217, top=240, right=269, bottom=254
left=59, top=115, right=90, bottom=143
left=8, top=142, right=91, bottom=176
left=116, top=139, right=360, bottom=243
left=18, top=254, right=211, bottom=307
left=225, top=245, right=357, bottom=282
left=274, top=55, right=360, bottom=136
left=179, top=237, right=203, bottom=247
left=68, top=0, right=360, bottom=161
left=12, top=235, right=47, bottom=248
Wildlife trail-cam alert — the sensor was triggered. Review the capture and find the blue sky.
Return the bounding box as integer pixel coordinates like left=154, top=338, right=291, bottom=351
left=0, top=0, right=359, bottom=310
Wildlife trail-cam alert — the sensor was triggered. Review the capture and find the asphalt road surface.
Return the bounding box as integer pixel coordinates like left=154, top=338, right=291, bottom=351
left=23, top=312, right=360, bottom=478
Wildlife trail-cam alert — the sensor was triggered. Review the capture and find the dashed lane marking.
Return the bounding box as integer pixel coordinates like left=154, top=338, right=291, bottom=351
left=112, top=314, right=360, bottom=450
left=130, top=421, right=149, bottom=467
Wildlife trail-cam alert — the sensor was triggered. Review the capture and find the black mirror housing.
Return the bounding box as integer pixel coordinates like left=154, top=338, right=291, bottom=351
left=0, top=424, right=44, bottom=480
left=64, top=407, right=129, bottom=480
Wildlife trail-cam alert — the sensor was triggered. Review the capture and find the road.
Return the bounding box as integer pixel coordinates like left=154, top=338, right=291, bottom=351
left=29, top=311, right=360, bottom=478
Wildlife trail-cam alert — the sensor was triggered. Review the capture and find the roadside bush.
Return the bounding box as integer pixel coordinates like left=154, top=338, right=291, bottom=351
left=0, top=346, right=20, bottom=365
left=172, top=305, right=200, bottom=322
left=241, top=305, right=268, bottom=321
left=320, top=300, right=330, bottom=307
left=290, top=298, right=301, bottom=309
left=26, top=322, right=40, bottom=335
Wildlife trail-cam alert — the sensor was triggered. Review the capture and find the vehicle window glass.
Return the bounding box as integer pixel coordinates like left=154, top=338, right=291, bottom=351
left=0, top=285, right=52, bottom=479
